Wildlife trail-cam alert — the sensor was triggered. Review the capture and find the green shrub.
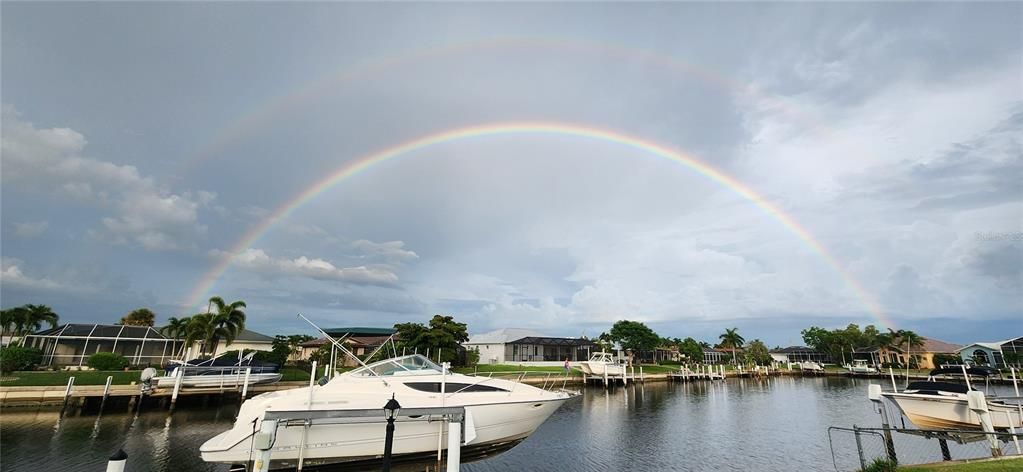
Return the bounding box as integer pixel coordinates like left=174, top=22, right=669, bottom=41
left=861, top=458, right=897, bottom=472
left=87, top=352, right=128, bottom=371
left=0, top=346, right=43, bottom=373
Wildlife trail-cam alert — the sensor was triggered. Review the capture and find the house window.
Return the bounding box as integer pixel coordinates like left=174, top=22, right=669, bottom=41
left=973, top=349, right=989, bottom=365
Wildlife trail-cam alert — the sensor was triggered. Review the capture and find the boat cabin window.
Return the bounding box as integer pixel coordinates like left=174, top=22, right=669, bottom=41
left=404, top=382, right=509, bottom=393
left=350, top=355, right=444, bottom=377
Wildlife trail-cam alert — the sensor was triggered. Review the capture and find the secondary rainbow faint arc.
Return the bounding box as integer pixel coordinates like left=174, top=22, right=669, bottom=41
left=186, top=122, right=892, bottom=329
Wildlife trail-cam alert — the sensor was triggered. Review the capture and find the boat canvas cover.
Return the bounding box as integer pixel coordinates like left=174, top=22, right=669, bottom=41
left=906, top=381, right=972, bottom=395
left=928, top=366, right=999, bottom=377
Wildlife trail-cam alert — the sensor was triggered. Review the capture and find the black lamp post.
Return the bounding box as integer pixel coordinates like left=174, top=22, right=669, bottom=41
left=382, top=394, right=401, bottom=472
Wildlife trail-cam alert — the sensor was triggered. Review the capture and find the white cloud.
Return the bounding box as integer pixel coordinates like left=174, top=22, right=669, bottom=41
left=352, top=239, right=419, bottom=263
left=0, top=258, right=62, bottom=291
left=13, top=221, right=48, bottom=238
left=209, top=248, right=399, bottom=285
left=1, top=106, right=211, bottom=250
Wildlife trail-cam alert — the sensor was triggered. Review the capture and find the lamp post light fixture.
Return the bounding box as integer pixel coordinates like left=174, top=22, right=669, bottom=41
left=382, top=394, right=401, bottom=472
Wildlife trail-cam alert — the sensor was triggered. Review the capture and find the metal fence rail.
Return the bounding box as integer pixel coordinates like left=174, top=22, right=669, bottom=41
left=829, top=426, right=1022, bottom=471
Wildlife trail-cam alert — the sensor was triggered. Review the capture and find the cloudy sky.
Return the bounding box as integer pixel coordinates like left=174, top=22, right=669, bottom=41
left=2, top=2, right=1020, bottom=346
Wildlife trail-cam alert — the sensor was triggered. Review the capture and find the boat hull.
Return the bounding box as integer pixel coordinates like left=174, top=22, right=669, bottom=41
left=581, top=362, right=625, bottom=376
left=154, top=373, right=282, bottom=388
left=200, top=397, right=567, bottom=465
left=884, top=393, right=1023, bottom=430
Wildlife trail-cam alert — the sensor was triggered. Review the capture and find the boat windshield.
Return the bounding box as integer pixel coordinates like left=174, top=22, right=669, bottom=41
left=350, top=354, right=444, bottom=377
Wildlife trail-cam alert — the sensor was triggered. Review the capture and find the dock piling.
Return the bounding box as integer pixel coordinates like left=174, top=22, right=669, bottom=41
left=170, top=367, right=184, bottom=411
left=60, top=376, right=75, bottom=417
left=241, top=367, right=252, bottom=399
left=446, top=418, right=461, bottom=472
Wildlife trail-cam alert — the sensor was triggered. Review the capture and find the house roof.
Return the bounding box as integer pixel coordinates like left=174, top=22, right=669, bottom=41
left=323, top=327, right=397, bottom=337
left=230, top=329, right=274, bottom=343
left=301, top=338, right=329, bottom=348
left=507, top=336, right=598, bottom=347
left=347, top=335, right=392, bottom=347
left=465, top=328, right=544, bottom=345
left=956, top=342, right=1004, bottom=352
left=921, top=338, right=961, bottom=354
left=29, top=323, right=170, bottom=340
left=770, top=346, right=821, bottom=354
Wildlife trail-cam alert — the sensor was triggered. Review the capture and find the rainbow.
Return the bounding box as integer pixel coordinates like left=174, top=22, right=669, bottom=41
left=185, top=122, right=892, bottom=329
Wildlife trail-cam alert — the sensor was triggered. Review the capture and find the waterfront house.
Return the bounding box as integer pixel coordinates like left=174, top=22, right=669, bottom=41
left=769, top=346, right=833, bottom=364
left=297, top=332, right=397, bottom=366
left=24, top=323, right=184, bottom=367
left=702, top=347, right=728, bottom=364
left=463, top=328, right=599, bottom=366
left=853, top=338, right=962, bottom=369
left=957, top=336, right=1023, bottom=368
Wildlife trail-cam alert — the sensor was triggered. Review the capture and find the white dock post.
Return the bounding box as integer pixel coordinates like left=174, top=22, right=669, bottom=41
left=241, top=367, right=252, bottom=398
left=640, top=366, right=644, bottom=383
left=170, top=367, right=184, bottom=410
left=100, top=375, right=113, bottom=412
left=1004, top=411, right=1021, bottom=455
left=603, top=367, right=608, bottom=388
left=889, top=367, right=898, bottom=392
left=60, top=376, right=75, bottom=416
left=309, top=360, right=318, bottom=387
left=446, top=417, right=462, bottom=472
left=105, top=449, right=127, bottom=472
left=967, top=391, right=1001, bottom=457
left=252, top=419, right=277, bottom=472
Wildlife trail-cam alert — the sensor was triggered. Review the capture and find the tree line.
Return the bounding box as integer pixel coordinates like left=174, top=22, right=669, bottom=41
left=800, top=324, right=926, bottom=366
left=592, top=320, right=773, bottom=365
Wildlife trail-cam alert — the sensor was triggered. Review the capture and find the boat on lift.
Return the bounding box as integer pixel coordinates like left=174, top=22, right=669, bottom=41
left=578, top=351, right=627, bottom=376
left=882, top=366, right=1023, bottom=430
left=845, top=359, right=878, bottom=375
left=153, top=352, right=282, bottom=388
left=200, top=318, right=573, bottom=468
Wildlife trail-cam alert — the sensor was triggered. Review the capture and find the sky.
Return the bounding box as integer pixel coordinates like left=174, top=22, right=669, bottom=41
left=2, top=2, right=1020, bottom=347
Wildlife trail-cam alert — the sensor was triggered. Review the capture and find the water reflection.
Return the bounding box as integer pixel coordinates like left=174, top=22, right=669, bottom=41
left=2, top=378, right=1016, bottom=472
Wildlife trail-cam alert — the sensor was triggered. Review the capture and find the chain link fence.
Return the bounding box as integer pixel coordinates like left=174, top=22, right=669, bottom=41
left=829, top=426, right=1022, bottom=471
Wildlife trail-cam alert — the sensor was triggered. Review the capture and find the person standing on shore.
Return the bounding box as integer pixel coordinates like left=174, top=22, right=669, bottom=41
left=564, top=357, right=571, bottom=374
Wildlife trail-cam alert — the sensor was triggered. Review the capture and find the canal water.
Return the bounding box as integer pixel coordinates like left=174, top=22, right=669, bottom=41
left=1, top=376, right=1015, bottom=471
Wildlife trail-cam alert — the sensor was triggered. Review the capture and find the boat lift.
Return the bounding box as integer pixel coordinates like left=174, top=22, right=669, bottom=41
left=249, top=406, right=471, bottom=472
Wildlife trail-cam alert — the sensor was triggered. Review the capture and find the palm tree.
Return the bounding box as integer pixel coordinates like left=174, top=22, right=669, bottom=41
left=1, top=308, right=22, bottom=337
left=204, top=296, right=246, bottom=357
left=17, top=305, right=59, bottom=345
left=899, top=330, right=925, bottom=378
left=719, top=328, right=745, bottom=364
left=185, top=313, right=217, bottom=357
left=160, top=316, right=191, bottom=357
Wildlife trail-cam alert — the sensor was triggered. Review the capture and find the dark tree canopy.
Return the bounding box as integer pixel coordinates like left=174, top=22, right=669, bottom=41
left=607, top=320, right=660, bottom=353
left=120, top=308, right=156, bottom=326
left=678, top=337, right=704, bottom=363
left=394, top=315, right=469, bottom=365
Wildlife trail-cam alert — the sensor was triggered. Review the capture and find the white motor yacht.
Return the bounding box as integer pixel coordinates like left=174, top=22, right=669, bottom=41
left=882, top=366, right=1023, bottom=430
left=200, top=354, right=571, bottom=468
left=578, top=352, right=626, bottom=377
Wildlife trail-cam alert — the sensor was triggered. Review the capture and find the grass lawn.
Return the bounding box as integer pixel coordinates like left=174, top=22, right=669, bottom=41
left=900, top=457, right=1023, bottom=471
left=0, top=370, right=143, bottom=386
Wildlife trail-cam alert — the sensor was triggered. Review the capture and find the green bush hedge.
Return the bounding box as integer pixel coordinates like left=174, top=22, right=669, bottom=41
left=87, top=352, right=128, bottom=371
left=0, top=346, right=43, bottom=373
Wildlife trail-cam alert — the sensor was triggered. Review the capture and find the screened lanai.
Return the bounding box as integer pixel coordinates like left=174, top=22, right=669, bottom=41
left=24, top=323, right=186, bottom=367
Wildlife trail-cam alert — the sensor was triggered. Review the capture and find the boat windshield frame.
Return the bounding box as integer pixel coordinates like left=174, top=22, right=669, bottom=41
left=349, top=354, right=444, bottom=377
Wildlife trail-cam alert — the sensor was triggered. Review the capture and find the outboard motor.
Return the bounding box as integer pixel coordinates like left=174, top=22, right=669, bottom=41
left=140, top=367, right=157, bottom=395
